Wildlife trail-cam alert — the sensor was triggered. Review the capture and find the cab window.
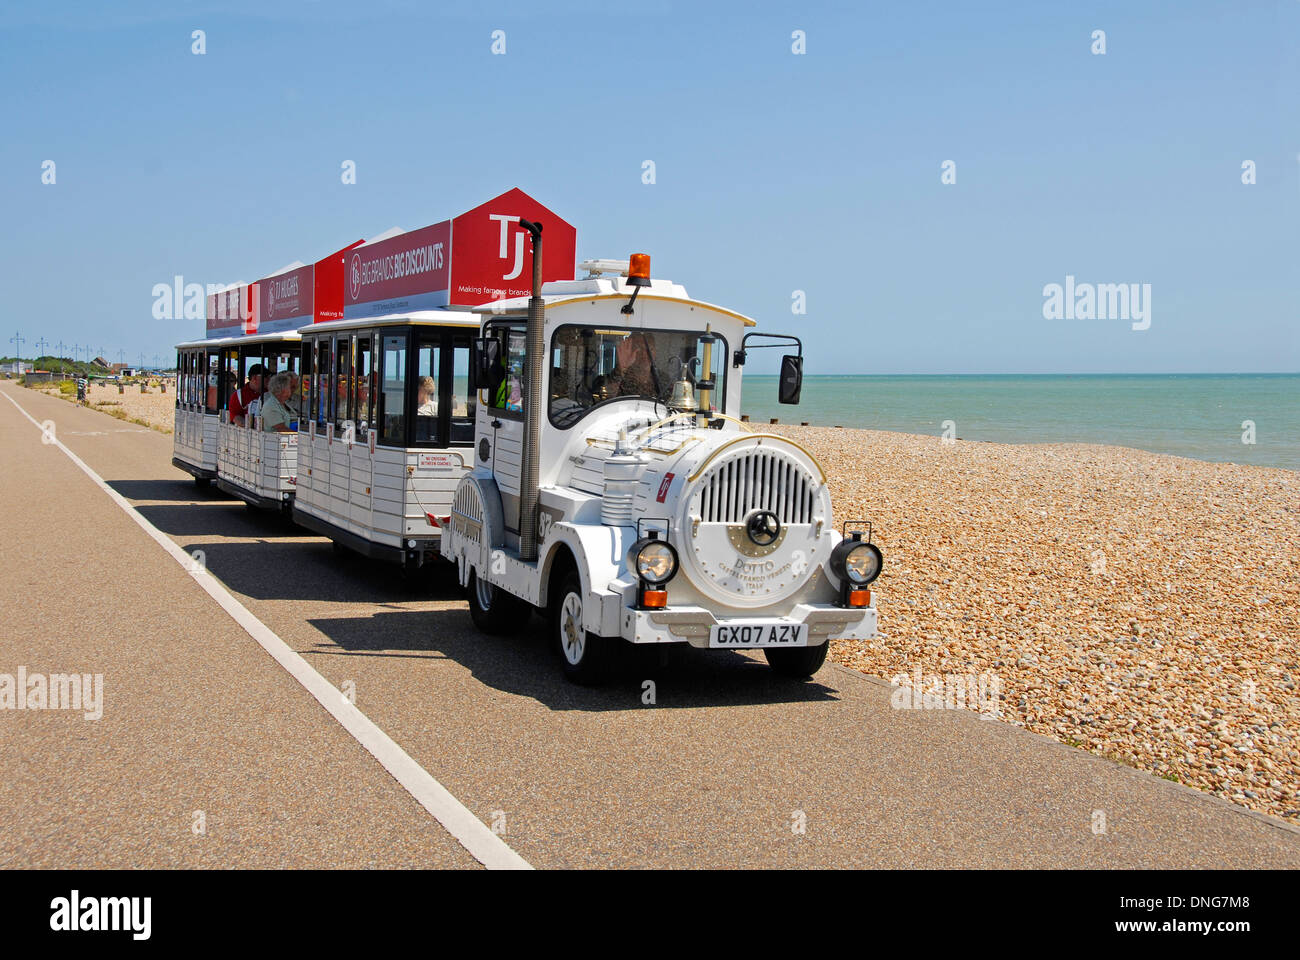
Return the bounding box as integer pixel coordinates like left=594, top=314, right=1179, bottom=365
left=484, top=323, right=526, bottom=418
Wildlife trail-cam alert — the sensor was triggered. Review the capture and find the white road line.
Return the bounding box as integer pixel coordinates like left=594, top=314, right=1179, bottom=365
left=1, top=387, right=531, bottom=870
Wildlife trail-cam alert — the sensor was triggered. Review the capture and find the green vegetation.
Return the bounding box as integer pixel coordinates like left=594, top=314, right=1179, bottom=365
left=7, top=355, right=114, bottom=377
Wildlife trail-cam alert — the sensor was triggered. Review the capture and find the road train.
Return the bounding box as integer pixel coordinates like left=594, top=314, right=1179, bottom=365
left=173, top=191, right=882, bottom=682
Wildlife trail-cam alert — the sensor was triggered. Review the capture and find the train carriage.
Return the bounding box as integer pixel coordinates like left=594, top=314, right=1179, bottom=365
left=214, top=332, right=302, bottom=510
left=290, top=311, right=481, bottom=569
left=172, top=338, right=227, bottom=487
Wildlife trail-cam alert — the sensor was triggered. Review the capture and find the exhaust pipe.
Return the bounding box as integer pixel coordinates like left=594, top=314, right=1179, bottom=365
left=517, top=218, right=544, bottom=562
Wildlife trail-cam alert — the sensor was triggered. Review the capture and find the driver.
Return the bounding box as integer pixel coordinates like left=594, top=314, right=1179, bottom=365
left=600, top=332, right=660, bottom=398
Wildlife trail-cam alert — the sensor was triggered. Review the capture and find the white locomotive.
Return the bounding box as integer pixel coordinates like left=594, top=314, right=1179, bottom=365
left=441, top=233, right=882, bottom=683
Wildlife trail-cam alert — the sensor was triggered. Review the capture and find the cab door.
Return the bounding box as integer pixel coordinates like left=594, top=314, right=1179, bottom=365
left=479, top=323, right=527, bottom=532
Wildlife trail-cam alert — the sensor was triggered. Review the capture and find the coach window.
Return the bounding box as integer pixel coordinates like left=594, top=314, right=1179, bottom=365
left=314, top=338, right=331, bottom=428
left=242, top=346, right=262, bottom=406
left=205, top=351, right=220, bottom=414
left=334, top=335, right=354, bottom=432
left=221, top=348, right=240, bottom=418
left=379, top=332, right=408, bottom=447
left=414, top=334, right=441, bottom=445
left=356, top=335, right=374, bottom=434
left=299, top=341, right=311, bottom=418
left=449, top=335, right=475, bottom=444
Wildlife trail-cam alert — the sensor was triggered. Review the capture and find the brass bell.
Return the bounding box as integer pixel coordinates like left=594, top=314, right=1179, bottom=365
left=668, top=372, right=698, bottom=411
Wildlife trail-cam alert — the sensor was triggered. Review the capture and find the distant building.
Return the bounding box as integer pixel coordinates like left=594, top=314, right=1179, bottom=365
left=1, top=361, right=27, bottom=375
left=110, top=363, right=139, bottom=376
left=91, top=357, right=112, bottom=370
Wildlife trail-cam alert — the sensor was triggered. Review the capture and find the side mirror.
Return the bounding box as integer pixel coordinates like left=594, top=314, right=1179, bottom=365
left=473, top=337, right=502, bottom=389
left=778, top=354, right=802, bottom=405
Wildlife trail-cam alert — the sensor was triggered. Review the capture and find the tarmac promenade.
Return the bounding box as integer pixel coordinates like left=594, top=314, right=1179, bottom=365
left=2, top=380, right=1298, bottom=868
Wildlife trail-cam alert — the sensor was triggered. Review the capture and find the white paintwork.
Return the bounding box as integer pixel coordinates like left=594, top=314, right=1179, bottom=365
left=293, top=424, right=469, bottom=549
left=173, top=406, right=219, bottom=475
left=217, top=419, right=297, bottom=503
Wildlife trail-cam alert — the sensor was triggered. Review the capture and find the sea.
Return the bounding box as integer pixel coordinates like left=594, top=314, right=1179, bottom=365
left=739, top=374, right=1300, bottom=472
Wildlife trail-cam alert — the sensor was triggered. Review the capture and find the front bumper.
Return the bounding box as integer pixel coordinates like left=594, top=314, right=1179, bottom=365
left=616, top=602, right=877, bottom=648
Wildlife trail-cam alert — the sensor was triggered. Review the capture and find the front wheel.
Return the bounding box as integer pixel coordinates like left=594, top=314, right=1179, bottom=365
left=467, top=569, right=530, bottom=635
left=552, top=571, right=614, bottom=684
left=764, top=642, right=829, bottom=678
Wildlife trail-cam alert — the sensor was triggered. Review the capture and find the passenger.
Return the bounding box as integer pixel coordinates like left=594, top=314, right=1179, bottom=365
left=228, top=363, right=265, bottom=426
left=416, top=375, right=438, bottom=416
left=259, top=373, right=296, bottom=433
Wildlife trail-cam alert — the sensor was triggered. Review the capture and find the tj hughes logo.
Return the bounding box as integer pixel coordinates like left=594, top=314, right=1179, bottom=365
left=1042, top=275, right=1151, bottom=330
left=490, top=213, right=528, bottom=280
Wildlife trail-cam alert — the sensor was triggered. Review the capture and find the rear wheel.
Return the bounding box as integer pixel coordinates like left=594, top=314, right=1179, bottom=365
left=467, top=569, right=530, bottom=635
left=553, top=571, right=614, bottom=684
left=764, top=642, right=829, bottom=678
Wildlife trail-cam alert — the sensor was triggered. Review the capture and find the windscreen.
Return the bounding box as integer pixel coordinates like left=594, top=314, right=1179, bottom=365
left=548, top=325, right=726, bottom=427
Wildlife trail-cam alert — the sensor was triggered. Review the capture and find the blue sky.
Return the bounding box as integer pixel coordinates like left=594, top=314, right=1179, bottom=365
left=2, top=0, right=1296, bottom=373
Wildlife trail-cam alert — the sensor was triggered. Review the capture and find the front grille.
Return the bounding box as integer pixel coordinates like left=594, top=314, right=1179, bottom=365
left=697, top=450, right=816, bottom=524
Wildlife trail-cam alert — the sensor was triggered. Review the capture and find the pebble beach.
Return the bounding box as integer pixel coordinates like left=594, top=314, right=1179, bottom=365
left=29, top=381, right=1299, bottom=822
left=31, top=379, right=176, bottom=434
left=768, top=424, right=1299, bottom=823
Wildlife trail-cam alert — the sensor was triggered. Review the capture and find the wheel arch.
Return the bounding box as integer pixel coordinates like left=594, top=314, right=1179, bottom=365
left=539, top=540, right=580, bottom=611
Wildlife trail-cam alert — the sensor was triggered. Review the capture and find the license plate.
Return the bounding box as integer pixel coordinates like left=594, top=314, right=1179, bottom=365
left=708, top=621, right=808, bottom=648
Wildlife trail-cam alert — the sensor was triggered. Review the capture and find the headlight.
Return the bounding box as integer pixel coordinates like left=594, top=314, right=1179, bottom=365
left=830, top=534, right=882, bottom=586
left=631, top=534, right=678, bottom=585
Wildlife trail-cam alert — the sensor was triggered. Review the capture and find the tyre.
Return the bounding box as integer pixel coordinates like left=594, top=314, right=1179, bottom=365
left=764, top=642, right=829, bottom=678
left=552, top=571, right=614, bottom=684
left=467, top=569, right=530, bottom=635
